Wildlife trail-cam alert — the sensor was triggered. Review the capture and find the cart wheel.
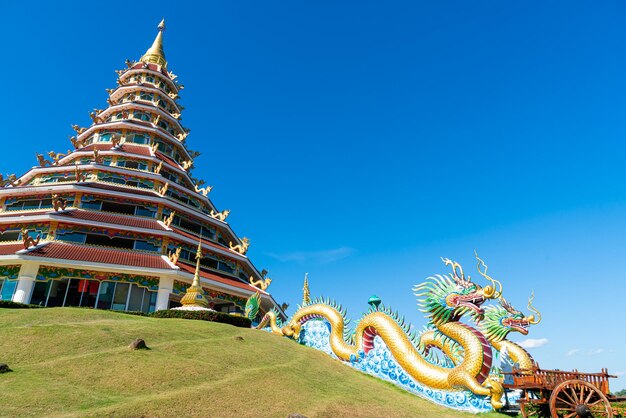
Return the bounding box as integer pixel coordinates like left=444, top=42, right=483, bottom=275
left=520, top=402, right=541, bottom=417
left=549, top=379, right=613, bottom=418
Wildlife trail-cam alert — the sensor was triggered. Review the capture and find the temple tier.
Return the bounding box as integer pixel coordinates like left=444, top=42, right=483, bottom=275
left=0, top=21, right=285, bottom=321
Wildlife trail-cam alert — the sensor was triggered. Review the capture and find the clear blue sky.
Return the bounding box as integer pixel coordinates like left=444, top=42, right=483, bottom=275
left=2, top=1, right=625, bottom=390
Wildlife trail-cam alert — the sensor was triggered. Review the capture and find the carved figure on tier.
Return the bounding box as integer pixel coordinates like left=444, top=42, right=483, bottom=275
left=21, top=227, right=41, bottom=249
left=71, top=124, right=86, bottom=134
left=162, top=211, right=175, bottom=227
left=249, top=274, right=271, bottom=291
left=168, top=247, right=181, bottom=264
left=69, top=135, right=86, bottom=149
left=36, top=153, right=52, bottom=167
left=194, top=184, right=212, bottom=196
left=0, top=174, right=21, bottom=188
left=110, top=134, right=123, bottom=148
left=210, top=209, right=229, bottom=222
left=52, top=194, right=68, bottom=211
left=93, top=149, right=103, bottom=164
left=48, top=150, right=71, bottom=165
left=182, top=160, right=193, bottom=170
left=230, top=237, right=250, bottom=255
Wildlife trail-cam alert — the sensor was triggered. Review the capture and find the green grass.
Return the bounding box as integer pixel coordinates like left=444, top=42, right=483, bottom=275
left=0, top=308, right=512, bottom=417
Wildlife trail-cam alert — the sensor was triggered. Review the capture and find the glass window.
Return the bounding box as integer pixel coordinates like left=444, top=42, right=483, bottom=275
left=128, top=133, right=148, bottom=144
left=144, top=291, right=157, bottom=313
left=81, top=199, right=102, bottom=210
left=56, top=231, right=86, bottom=244
left=46, top=279, right=68, bottom=307
left=135, top=205, right=156, bottom=218
left=112, top=283, right=130, bottom=310
left=134, top=240, right=160, bottom=252
left=127, top=285, right=144, bottom=311
left=30, top=281, right=51, bottom=306
left=96, top=281, right=115, bottom=310
left=0, top=231, right=20, bottom=242
left=140, top=92, right=153, bottom=101
left=1, top=280, right=17, bottom=300
left=133, top=111, right=151, bottom=122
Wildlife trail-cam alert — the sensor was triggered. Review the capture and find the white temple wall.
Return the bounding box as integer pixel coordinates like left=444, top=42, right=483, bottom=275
left=156, top=276, right=174, bottom=311
left=12, top=262, right=40, bottom=304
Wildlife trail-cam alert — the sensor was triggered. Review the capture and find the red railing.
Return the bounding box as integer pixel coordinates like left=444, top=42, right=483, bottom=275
left=504, top=366, right=615, bottom=395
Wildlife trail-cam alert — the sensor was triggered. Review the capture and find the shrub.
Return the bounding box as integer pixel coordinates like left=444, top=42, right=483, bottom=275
left=0, top=300, right=42, bottom=309
left=150, top=309, right=251, bottom=328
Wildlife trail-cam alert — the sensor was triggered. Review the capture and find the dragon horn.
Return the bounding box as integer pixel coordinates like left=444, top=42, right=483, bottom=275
left=527, top=291, right=542, bottom=324
left=441, top=257, right=468, bottom=284
left=474, top=250, right=503, bottom=299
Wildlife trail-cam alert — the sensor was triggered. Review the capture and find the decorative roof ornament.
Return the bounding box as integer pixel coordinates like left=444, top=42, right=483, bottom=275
left=302, top=273, right=310, bottom=305
left=140, top=19, right=167, bottom=70
left=180, top=238, right=209, bottom=308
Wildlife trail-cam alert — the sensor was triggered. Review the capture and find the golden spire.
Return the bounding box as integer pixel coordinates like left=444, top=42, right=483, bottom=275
left=302, top=273, right=310, bottom=305
left=180, top=238, right=209, bottom=308
left=140, top=19, right=167, bottom=69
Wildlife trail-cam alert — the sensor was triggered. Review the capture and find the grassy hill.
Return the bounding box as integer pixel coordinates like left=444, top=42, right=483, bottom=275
left=0, top=308, right=509, bottom=417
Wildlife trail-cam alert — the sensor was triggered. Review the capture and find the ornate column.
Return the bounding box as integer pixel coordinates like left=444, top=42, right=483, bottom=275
left=155, top=276, right=173, bottom=311
left=12, top=262, right=40, bottom=304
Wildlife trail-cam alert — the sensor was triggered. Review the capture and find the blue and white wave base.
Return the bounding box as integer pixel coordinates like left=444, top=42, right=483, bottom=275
left=295, top=319, right=496, bottom=414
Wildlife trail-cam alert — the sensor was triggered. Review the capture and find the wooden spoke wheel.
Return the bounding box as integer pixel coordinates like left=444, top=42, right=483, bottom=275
left=520, top=401, right=545, bottom=417
left=549, top=379, right=613, bottom=418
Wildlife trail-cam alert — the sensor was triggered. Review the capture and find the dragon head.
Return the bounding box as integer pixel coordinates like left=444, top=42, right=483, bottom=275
left=481, top=292, right=542, bottom=343
left=414, top=253, right=502, bottom=326
left=245, top=292, right=261, bottom=321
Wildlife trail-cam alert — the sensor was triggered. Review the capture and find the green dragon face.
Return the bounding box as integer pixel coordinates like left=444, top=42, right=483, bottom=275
left=482, top=298, right=534, bottom=343
left=414, top=257, right=500, bottom=326
left=245, top=292, right=261, bottom=320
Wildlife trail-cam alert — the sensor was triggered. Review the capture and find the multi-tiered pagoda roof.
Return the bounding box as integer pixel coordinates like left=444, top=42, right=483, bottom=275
left=0, top=21, right=284, bottom=320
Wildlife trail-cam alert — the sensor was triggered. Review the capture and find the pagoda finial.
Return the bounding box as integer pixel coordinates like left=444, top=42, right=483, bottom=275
left=302, top=273, right=310, bottom=306
left=192, top=237, right=203, bottom=286
left=140, top=19, right=167, bottom=69
left=180, top=237, right=209, bottom=308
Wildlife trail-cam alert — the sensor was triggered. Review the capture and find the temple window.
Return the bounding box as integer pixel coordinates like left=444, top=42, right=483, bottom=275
left=139, top=92, right=154, bottom=101
left=116, top=159, right=147, bottom=171
left=168, top=213, right=216, bottom=240
left=5, top=197, right=53, bottom=211
left=126, top=133, right=149, bottom=144
left=85, top=233, right=134, bottom=249
left=133, top=111, right=152, bottom=122
left=80, top=197, right=156, bottom=218
left=160, top=170, right=179, bottom=182
left=158, top=120, right=168, bottom=130
left=0, top=278, right=17, bottom=301
left=134, top=240, right=160, bottom=252
left=0, top=230, right=20, bottom=242
left=55, top=231, right=86, bottom=244
left=99, top=131, right=122, bottom=142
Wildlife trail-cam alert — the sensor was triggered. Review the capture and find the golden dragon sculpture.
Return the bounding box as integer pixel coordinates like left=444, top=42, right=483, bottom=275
left=257, top=257, right=506, bottom=409
left=418, top=255, right=541, bottom=373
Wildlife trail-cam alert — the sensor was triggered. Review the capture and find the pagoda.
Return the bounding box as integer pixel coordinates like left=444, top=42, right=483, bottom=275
left=0, top=21, right=284, bottom=320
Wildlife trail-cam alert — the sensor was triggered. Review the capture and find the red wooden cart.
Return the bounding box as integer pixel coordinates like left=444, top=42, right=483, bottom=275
left=503, top=365, right=626, bottom=417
